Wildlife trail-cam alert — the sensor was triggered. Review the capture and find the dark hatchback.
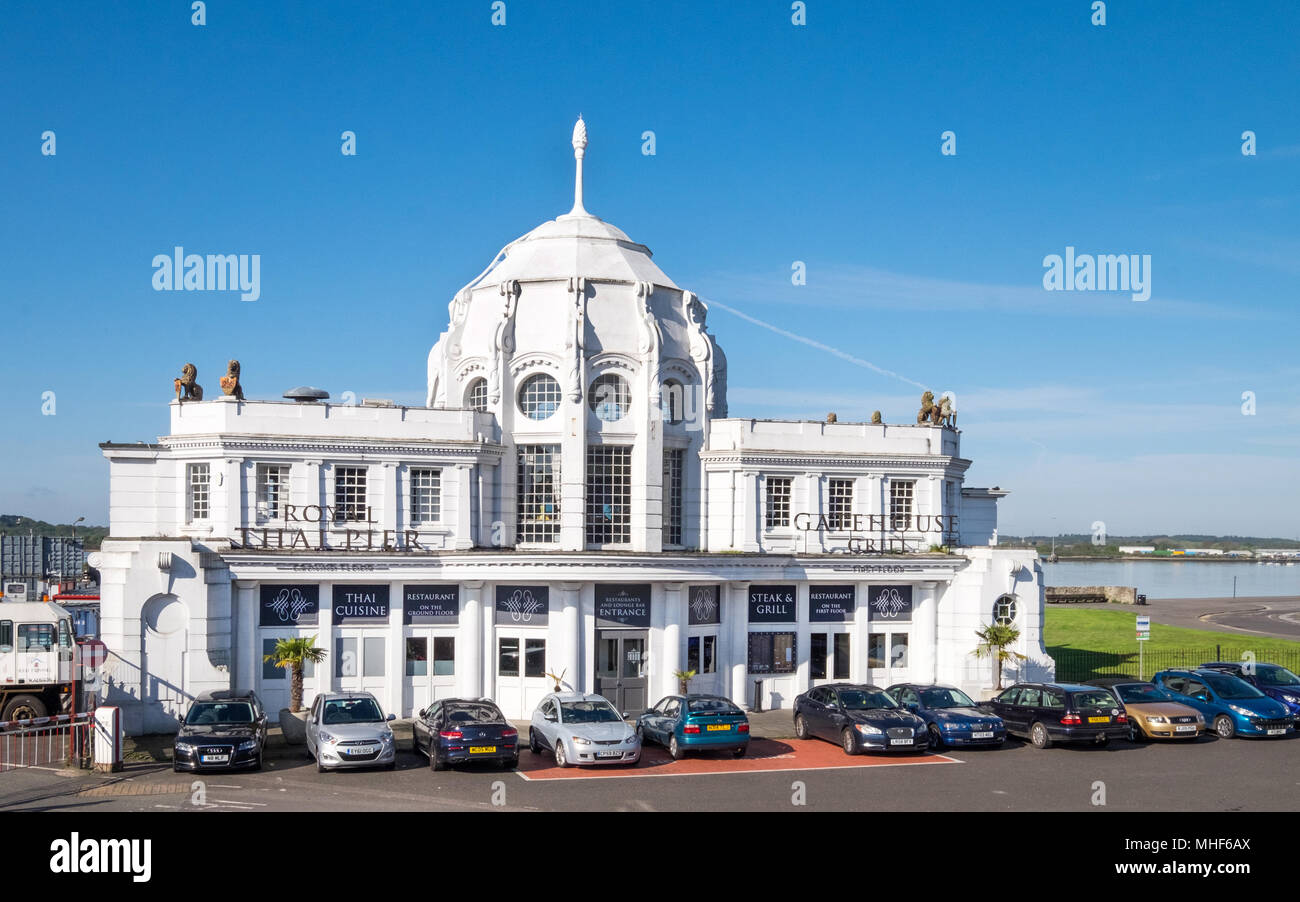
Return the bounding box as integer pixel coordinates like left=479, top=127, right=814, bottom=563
left=793, top=683, right=928, bottom=754
left=1200, top=661, right=1300, bottom=722
left=173, top=690, right=268, bottom=772
left=982, top=682, right=1129, bottom=748
left=412, top=698, right=519, bottom=770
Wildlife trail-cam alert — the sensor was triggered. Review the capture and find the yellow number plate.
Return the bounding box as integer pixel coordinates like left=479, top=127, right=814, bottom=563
left=1087, top=716, right=1109, bottom=723
left=469, top=745, right=497, bottom=753
left=706, top=724, right=731, bottom=732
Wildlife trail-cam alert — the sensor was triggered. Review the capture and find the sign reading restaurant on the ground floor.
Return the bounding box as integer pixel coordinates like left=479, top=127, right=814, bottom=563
left=403, top=585, right=460, bottom=624
left=595, top=583, right=652, bottom=628
left=808, top=585, right=855, bottom=621
left=259, top=584, right=320, bottom=626
left=749, top=585, right=797, bottom=622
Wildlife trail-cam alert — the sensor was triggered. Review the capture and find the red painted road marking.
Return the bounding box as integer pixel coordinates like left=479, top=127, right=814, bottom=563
left=516, top=738, right=961, bottom=780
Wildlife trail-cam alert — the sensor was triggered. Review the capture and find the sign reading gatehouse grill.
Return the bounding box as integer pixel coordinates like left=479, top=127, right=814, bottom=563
left=495, top=585, right=549, bottom=626
left=595, top=583, right=651, bottom=628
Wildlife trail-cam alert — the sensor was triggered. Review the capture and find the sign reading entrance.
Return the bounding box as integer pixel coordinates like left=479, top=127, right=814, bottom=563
left=867, top=585, right=914, bottom=622
left=332, top=584, right=390, bottom=624
left=495, top=585, right=549, bottom=626
left=688, top=585, right=721, bottom=625
left=259, top=584, right=320, bottom=626
left=404, top=585, right=459, bottom=624
left=809, top=585, right=855, bottom=622
left=749, top=585, right=796, bottom=623
left=595, top=584, right=651, bottom=629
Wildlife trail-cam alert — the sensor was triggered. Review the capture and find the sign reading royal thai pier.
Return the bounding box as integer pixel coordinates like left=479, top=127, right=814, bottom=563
left=231, top=505, right=433, bottom=551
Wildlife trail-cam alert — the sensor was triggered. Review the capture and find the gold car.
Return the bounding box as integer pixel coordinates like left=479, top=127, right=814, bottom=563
left=1107, top=682, right=1204, bottom=740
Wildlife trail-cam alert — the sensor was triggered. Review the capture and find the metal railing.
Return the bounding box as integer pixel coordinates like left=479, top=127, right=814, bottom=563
left=1051, top=646, right=1300, bottom=683
left=0, top=713, right=94, bottom=773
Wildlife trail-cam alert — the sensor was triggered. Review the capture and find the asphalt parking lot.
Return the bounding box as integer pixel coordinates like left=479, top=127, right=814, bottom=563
left=4, top=727, right=1298, bottom=813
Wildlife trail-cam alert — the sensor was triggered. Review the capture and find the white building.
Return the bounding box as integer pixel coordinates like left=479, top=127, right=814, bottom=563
left=92, top=120, right=1053, bottom=734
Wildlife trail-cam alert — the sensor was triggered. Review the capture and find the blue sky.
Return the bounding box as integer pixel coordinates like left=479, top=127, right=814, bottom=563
left=2, top=1, right=1297, bottom=537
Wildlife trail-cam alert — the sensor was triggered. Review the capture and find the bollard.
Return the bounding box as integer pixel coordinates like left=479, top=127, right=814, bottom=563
left=93, top=706, right=123, bottom=773
left=752, top=679, right=763, bottom=713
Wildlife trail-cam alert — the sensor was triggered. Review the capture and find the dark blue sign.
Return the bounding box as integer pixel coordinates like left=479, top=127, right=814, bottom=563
left=596, top=584, right=651, bottom=628
left=809, top=585, right=855, bottom=622
left=867, top=585, right=914, bottom=622
left=403, top=585, right=459, bottom=624
left=259, top=584, right=320, bottom=627
left=332, top=584, right=390, bottom=624
left=748, top=585, right=796, bottom=623
left=495, top=585, right=549, bottom=626
left=688, top=585, right=721, bottom=625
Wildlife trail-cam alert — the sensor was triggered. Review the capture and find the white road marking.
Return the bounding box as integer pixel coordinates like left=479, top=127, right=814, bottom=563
left=516, top=754, right=963, bottom=781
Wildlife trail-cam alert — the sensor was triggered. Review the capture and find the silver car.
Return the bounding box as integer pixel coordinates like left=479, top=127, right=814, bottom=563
left=528, top=692, right=641, bottom=767
left=305, top=691, right=398, bottom=772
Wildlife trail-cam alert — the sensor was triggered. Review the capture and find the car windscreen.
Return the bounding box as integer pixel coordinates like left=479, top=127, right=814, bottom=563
left=186, top=702, right=254, bottom=725
left=1201, top=673, right=1265, bottom=699
left=840, top=689, right=897, bottom=710
left=445, top=704, right=504, bottom=723
left=560, top=701, right=622, bottom=723
left=919, top=688, right=977, bottom=709
left=1115, top=684, right=1175, bottom=704
left=1070, top=690, right=1118, bottom=709
left=323, top=698, right=385, bottom=724
left=1257, top=665, right=1300, bottom=687
left=686, top=698, right=743, bottom=716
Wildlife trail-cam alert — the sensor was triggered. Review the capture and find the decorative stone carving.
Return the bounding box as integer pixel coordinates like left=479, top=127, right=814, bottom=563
left=871, top=410, right=882, bottom=424
left=426, top=333, right=447, bottom=407
left=565, top=277, right=587, bottom=402
left=636, top=281, right=662, bottom=406
left=174, top=363, right=203, bottom=402
left=219, top=359, right=244, bottom=400
left=917, top=391, right=935, bottom=424
left=488, top=280, right=520, bottom=406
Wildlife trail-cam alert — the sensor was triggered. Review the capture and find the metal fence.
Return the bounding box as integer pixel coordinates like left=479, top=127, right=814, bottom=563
left=1051, top=646, right=1300, bottom=683
left=0, top=713, right=94, bottom=773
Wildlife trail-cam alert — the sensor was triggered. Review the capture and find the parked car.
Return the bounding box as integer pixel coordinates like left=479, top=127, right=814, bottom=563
left=886, top=683, right=1006, bottom=749
left=1151, top=669, right=1293, bottom=739
left=792, top=683, right=927, bottom=755
left=412, top=698, right=518, bottom=771
left=1200, top=661, right=1300, bottom=722
left=1091, top=681, right=1204, bottom=741
left=528, top=692, right=640, bottom=767
left=981, top=682, right=1129, bottom=748
left=637, top=695, right=749, bottom=759
left=305, top=691, right=398, bottom=772
left=173, top=689, right=268, bottom=773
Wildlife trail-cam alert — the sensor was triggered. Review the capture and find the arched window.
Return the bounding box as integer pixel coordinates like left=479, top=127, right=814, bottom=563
left=993, top=594, right=1017, bottom=626
left=465, top=378, right=488, bottom=412
left=518, top=374, right=561, bottom=421
left=588, top=373, right=630, bottom=422
left=660, top=379, right=684, bottom=425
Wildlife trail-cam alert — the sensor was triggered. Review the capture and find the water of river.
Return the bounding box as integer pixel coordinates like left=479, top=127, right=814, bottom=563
left=1041, top=560, right=1300, bottom=599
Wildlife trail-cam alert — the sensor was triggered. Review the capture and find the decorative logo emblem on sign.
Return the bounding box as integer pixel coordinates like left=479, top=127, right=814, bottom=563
left=265, top=587, right=313, bottom=623
left=872, top=587, right=907, bottom=618
left=690, top=589, right=718, bottom=622
left=502, top=588, right=544, bottom=623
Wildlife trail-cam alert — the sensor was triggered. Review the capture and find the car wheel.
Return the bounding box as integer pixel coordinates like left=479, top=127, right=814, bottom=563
left=841, top=728, right=858, bottom=756
left=794, top=714, right=809, bottom=740
left=316, top=755, right=327, bottom=774
left=385, top=760, right=396, bottom=771
left=1128, top=722, right=1146, bottom=743
left=669, top=735, right=684, bottom=761
left=1214, top=715, right=1236, bottom=739
left=529, top=728, right=541, bottom=754
left=927, top=725, right=944, bottom=750
left=1, top=694, right=47, bottom=722
left=431, top=749, right=447, bottom=771
left=505, top=756, right=519, bottom=770
left=1030, top=722, right=1052, bottom=749
left=252, top=753, right=263, bottom=772
left=1095, top=734, right=1111, bottom=747
left=554, top=739, right=569, bottom=768
left=173, top=762, right=183, bottom=773
left=732, top=747, right=746, bottom=758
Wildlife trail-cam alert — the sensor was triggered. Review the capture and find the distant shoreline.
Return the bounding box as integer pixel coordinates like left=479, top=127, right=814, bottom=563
left=1031, top=555, right=1296, bottom=564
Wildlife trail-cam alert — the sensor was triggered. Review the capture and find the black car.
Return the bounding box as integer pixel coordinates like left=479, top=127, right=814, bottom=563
left=173, top=689, right=269, bottom=772
left=793, top=683, right=928, bottom=754
left=982, top=682, right=1129, bottom=748
left=412, top=698, right=519, bottom=770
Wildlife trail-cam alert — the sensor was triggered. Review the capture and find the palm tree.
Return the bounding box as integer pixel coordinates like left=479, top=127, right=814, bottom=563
left=263, top=636, right=327, bottom=712
left=972, top=623, right=1027, bottom=690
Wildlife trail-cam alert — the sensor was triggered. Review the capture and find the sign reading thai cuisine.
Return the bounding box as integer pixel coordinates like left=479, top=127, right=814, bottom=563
left=332, top=584, right=390, bottom=624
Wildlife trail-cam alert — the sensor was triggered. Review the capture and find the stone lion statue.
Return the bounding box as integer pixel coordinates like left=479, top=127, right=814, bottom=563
left=871, top=410, right=882, bottom=424
left=930, top=394, right=955, bottom=427
left=174, top=363, right=203, bottom=402
left=219, top=359, right=244, bottom=400
left=916, top=391, right=935, bottom=424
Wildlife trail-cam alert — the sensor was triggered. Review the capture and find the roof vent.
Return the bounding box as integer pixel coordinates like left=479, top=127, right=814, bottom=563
left=283, top=386, right=330, bottom=402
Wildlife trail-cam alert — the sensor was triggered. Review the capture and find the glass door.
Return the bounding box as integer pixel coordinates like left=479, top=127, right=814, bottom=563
left=403, top=630, right=456, bottom=716
left=868, top=630, right=909, bottom=687
left=495, top=631, right=549, bottom=720
left=594, top=630, right=649, bottom=715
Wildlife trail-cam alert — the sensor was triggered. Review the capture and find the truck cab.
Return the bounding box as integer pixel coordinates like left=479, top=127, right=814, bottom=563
left=0, top=601, right=76, bottom=722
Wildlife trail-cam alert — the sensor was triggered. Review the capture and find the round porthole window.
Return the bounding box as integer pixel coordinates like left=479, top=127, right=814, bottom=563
left=518, top=374, right=561, bottom=421
left=993, top=594, right=1017, bottom=626
left=588, top=373, right=631, bottom=422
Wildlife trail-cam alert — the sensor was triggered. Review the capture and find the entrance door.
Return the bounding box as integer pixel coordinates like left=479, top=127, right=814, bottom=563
left=810, top=631, right=852, bottom=685
left=334, top=630, right=389, bottom=699
left=495, top=631, right=549, bottom=720
left=595, top=630, right=649, bottom=715
left=868, top=630, right=910, bottom=687
left=403, top=630, right=457, bottom=717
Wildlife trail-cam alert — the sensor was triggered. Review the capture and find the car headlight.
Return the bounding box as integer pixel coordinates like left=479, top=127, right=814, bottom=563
left=237, top=739, right=258, bottom=751
left=855, top=723, right=883, bottom=735
left=571, top=736, right=591, bottom=746
left=1228, top=705, right=1253, bottom=717
left=175, top=741, right=194, bottom=753
left=625, top=732, right=639, bottom=744
left=1146, top=716, right=1167, bottom=724
left=319, top=731, right=337, bottom=744
left=1281, top=694, right=1300, bottom=705
left=942, top=722, right=961, bottom=731
left=381, top=731, right=394, bottom=744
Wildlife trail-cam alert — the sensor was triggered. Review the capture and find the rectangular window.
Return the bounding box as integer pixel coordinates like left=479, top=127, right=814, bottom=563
left=335, top=636, right=358, bottom=678
left=406, top=638, right=428, bottom=677
left=764, top=476, right=792, bottom=529
left=363, top=637, right=386, bottom=677
left=833, top=633, right=851, bottom=680
left=687, top=635, right=716, bottom=675
left=187, top=463, right=210, bottom=522
left=524, top=639, right=546, bottom=678
left=256, top=464, right=290, bottom=521
left=662, top=448, right=684, bottom=546
left=18, top=623, right=55, bottom=652
left=945, top=480, right=954, bottom=512
left=702, top=635, right=715, bottom=674
left=868, top=633, right=887, bottom=669
left=410, top=468, right=442, bottom=524
left=687, top=636, right=700, bottom=674
left=827, top=478, right=854, bottom=529
left=748, top=632, right=797, bottom=674
left=0, top=621, right=11, bottom=652
left=262, top=638, right=285, bottom=681
left=498, top=637, right=520, bottom=676
left=334, top=467, right=368, bottom=523
left=890, top=634, right=909, bottom=668
left=889, top=480, right=915, bottom=530
left=433, top=637, right=455, bottom=676
left=586, top=444, right=632, bottom=545
left=810, top=633, right=828, bottom=680
left=517, top=445, right=561, bottom=543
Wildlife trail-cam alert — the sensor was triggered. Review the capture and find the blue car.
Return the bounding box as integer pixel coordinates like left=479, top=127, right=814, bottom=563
left=1151, top=669, right=1293, bottom=739
left=887, top=683, right=1006, bottom=749
left=1200, top=661, right=1300, bottom=722
left=637, top=695, right=749, bottom=759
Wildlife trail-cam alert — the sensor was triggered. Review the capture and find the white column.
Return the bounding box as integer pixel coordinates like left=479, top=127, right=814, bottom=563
left=454, top=464, right=473, bottom=550
left=461, top=581, right=485, bottom=697
left=559, top=582, right=582, bottom=692
left=915, top=581, right=939, bottom=684
left=236, top=583, right=256, bottom=691
left=740, top=472, right=759, bottom=552
left=383, top=463, right=399, bottom=537
left=662, top=583, right=684, bottom=698
left=730, top=582, right=750, bottom=706
left=387, top=579, right=403, bottom=716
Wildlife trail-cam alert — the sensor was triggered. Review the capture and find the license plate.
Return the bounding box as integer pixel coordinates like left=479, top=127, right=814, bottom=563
left=469, top=745, right=496, bottom=753
left=972, top=731, right=994, bottom=739
left=346, top=745, right=378, bottom=755
left=1267, top=728, right=1285, bottom=735
left=1088, top=716, right=1109, bottom=723
left=201, top=754, right=229, bottom=763
left=596, top=751, right=623, bottom=759
left=890, top=738, right=913, bottom=746
left=706, top=724, right=731, bottom=732
left=1175, top=725, right=1197, bottom=733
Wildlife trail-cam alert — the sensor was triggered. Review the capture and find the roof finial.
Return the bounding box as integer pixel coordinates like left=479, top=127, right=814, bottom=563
left=570, top=116, right=588, bottom=216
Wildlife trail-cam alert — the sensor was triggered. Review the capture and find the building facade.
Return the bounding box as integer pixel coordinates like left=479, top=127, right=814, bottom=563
left=93, top=121, right=1054, bottom=734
